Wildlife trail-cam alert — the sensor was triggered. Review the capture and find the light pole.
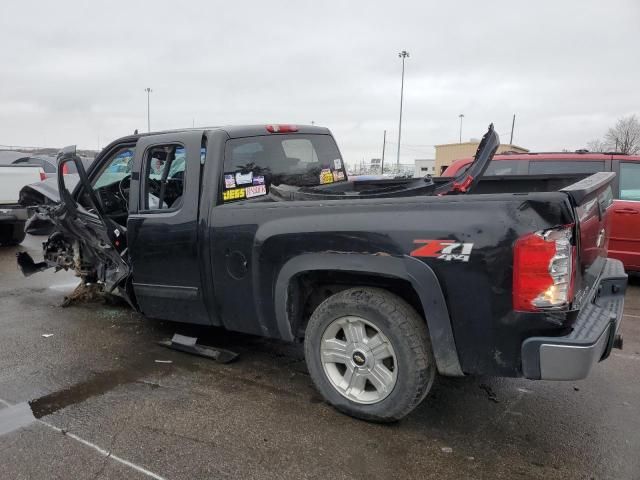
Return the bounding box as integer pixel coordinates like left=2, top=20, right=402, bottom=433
left=458, top=113, right=464, bottom=143
left=145, top=87, right=152, bottom=132
left=397, top=50, right=409, bottom=167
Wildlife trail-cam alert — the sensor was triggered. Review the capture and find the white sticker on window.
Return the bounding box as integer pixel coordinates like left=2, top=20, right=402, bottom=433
left=236, top=171, right=253, bottom=185
left=334, top=158, right=342, bottom=170
left=246, top=184, right=267, bottom=198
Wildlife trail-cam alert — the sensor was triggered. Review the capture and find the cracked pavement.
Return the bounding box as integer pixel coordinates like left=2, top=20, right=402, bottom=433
left=1, top=235, right=639, bottom=479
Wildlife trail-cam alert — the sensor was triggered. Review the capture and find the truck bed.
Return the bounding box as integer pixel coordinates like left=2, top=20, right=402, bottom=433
left=266, top=173, right=590, bottom=202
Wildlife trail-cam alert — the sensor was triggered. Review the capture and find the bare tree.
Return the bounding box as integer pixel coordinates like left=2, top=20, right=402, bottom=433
left=604, top=115, right=640, bottom=154
left=587, top=139, right=608, bottom=152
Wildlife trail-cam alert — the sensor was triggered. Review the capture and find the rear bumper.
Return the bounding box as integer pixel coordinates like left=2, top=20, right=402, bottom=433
left=0, top=206, right=28, bottom=223
left=521, top=258, right=627, bottom=380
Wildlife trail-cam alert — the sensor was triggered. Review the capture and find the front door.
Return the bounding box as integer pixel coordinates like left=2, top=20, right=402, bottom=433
left=126, top=131, right=211, bottom=324
left=610, top=160, right=640, bottom=271
left=56, top=146, right=131, bottom=295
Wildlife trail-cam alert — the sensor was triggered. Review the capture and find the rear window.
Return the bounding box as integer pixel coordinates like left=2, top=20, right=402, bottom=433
left=484, top=160, right=528, bottom=176
left=528, top=160, right=606, bottom=175
left=221, top=134, right=345, bottom=203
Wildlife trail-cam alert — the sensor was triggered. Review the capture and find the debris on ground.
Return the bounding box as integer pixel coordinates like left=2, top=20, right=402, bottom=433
left=574, top=386, right=580, bottom=391
left=61, top=282, right=125, bottom=308
left=41, top=334, right=54, bottom=338
left=159, top=333, right=239, bottom=363
left=479, top=383, right=500, bottom=403
left=154, top=360, right=173, bottom=364
left=441, top=447, right=453, bottom=453
left=61, top=283, right=105, bottom=307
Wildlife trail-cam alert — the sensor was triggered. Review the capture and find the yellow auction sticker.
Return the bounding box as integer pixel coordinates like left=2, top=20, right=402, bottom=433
left=223, top=188, right=246, bottom=201
left=320, top=168, right=334, bottom=184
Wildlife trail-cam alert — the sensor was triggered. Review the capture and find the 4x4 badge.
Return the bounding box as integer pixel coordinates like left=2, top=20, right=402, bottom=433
left=410, top=240, right=474, bottom=262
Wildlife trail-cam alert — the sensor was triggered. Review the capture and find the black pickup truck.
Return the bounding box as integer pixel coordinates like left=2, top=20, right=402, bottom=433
left=18, top=124, right=626, bottom=422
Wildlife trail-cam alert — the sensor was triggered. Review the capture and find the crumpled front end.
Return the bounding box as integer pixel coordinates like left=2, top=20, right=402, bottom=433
left=16, top=181, right=134, bottom=307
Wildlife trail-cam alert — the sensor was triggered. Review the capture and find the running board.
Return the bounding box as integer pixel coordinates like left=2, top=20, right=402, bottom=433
left=158, top=334, right=239, bottom=364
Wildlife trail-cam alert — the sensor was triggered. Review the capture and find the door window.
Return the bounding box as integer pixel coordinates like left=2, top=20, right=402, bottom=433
left=620, top=162, right=640, bottom=201
left=142, top=144, right=186, bottom=211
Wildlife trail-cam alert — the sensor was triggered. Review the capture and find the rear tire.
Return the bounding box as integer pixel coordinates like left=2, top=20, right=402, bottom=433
left=304, top=287, right=436, bottom=422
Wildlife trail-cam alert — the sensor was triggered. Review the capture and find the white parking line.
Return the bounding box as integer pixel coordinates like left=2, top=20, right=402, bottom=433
left=0, top=397, right=167, bottom=480
left=623, top=314, right=640, bottom=320
left=612, top=353, right=640, bottom=361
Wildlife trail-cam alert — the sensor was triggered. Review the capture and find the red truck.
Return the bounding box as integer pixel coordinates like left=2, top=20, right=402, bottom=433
left=443, top=152, right=640, bottom=272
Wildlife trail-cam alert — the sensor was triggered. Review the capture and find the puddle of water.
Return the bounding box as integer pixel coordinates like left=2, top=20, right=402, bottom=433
left=0, top=402, right=36, bottom=436
left=28, top=361, right=163, bottom=419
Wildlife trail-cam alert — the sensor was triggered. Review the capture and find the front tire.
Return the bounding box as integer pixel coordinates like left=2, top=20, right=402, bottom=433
left=304, top=287, right=436, bottom=422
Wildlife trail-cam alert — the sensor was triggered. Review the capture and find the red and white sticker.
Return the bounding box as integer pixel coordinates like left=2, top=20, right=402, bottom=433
left=410, top=240, right=474, bottom=262
left=246, top=184, right=267, bottom=198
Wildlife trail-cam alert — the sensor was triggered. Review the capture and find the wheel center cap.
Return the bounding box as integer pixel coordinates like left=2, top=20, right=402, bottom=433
left=352, top=350, right=367, bottom=367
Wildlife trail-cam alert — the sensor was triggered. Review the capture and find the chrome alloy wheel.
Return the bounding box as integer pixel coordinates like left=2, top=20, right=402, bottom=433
left=320, top=316, right=398, bottom=404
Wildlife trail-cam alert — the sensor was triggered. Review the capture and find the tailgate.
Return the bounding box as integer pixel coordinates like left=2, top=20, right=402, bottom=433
left=561, top=172, right=616, bottom=306
left=0, top=166, right=42, bottom=204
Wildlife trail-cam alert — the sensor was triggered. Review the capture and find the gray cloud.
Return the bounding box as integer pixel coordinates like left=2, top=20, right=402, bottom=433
left=1, top=0, right=638, bottom=164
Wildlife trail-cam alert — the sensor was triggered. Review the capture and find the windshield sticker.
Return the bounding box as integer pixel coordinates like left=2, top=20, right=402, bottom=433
left=320, top=168, right=334, bottom=184
left=410, top=240, right=474, bottom=262
left=235, top=171, right=253, bottom=185
left=252, top=175, right=265, bottom=185
left=334, top=158, right=342, bottom=170
left=223, top=188, right=246, bottom=202
left=246, top=185, right=267, bottom=198
left=332, top=170, right=345, bottom=182
left=224, top=174, right=236, bottom=189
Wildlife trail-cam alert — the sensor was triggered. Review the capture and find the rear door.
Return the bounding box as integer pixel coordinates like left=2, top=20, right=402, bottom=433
left=610, top=160, right=640, bottom=271
left=126, top=131, right=211, bottom=324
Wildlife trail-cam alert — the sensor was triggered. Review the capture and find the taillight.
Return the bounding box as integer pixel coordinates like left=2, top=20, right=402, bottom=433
left=39, top=168, right=46, bottom=181
left=62, top=163, right=69, bottom=175
left=266, top=124, right=298, bottom=133
left=513, top=225, right=575, bottom=311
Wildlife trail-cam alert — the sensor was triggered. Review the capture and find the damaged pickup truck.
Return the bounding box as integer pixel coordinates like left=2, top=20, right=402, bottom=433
left=18, top=124, right=627, bottom=421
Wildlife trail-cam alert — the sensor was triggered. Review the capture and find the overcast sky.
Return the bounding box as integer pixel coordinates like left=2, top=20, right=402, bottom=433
left=1, top=1, right=638, bottom=165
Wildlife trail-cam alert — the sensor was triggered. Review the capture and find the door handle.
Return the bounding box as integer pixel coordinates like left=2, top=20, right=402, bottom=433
left=614, top=208, right=639, bottom=214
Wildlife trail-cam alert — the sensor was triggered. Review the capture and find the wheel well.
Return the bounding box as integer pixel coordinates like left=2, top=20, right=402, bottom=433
left=287, top=270, right=425, bottom=341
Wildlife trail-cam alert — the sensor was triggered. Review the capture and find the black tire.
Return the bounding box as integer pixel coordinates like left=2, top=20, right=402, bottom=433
left=304, top=287, right=436, bottom=422
left=10, top=225, right=26, bottom=245
left=0, top=222, right=26, bottom=246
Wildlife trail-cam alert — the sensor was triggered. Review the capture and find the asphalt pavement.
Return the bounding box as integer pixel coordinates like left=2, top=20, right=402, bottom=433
left=1, top=235, right=639, bottom=480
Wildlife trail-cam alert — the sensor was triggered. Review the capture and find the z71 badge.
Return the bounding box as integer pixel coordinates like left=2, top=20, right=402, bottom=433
left=410, top=239, right=474, bottom=262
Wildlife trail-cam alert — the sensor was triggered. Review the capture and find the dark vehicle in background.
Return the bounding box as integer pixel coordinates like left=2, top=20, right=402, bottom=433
left=443, top=152, right=640, bottom=272
left=18, top=125, right=626, bottom=422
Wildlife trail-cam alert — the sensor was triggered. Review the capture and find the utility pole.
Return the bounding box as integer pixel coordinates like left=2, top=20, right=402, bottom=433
left=458, top=114, right=464, bottom=143
left=381, top=130, right=387, bottom=174
left=397, top=50, right=409, bottom=167
left=509, top=114, right=516, bottom=145
left=145, top=87, right=152, bottom=132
